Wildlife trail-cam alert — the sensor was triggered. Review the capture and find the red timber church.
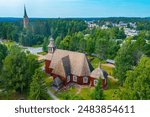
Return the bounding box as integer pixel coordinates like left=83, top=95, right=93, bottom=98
left=45, top=37, right=108, bottom=90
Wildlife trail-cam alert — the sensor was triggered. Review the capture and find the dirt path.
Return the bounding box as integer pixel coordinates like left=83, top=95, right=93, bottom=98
left=47, top=89, right=59, bottom=100
left=108, top=75, right=118, bottom=82
left=102, top=64, right=115, bottom=68
left=76, top=87, right=81, bottom=94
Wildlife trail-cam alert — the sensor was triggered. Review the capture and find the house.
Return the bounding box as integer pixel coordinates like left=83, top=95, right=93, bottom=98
left=45, top=37, right=108, bottom=90
left=124, top=28, right=138, bottom=37
left=86, top=21, right=99, bottom=29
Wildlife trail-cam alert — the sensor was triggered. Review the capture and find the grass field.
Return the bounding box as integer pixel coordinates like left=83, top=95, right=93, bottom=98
left=103, top=79, right=120, bottom=100
left=54, top=86, right=95, bottom=100
left=37, top=51, right=47, bottom=55
left=2, top=40, right=17, bottom=47
left=91, top=56, right=114, bottom=76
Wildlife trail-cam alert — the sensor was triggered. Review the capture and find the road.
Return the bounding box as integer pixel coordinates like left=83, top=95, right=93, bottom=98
left=22, top=46, right=43, bottom=55
left=47, top=89, right=59, bottom=100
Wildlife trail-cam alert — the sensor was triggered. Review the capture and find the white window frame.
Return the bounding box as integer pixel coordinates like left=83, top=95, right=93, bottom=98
left=94, top=80, right=98, bottom=86
left=83, top=77, right=88, bottom=83
left=67, top=75, right=70, bottom=83
left=73, top=75, right=77, bottom=82
left=51, top=48, right=53, bottom=53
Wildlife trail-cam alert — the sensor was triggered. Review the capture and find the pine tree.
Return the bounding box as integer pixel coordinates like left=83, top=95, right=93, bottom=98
left=42, top=37, right=49, bottom=52
left=0, top=43, right=7, bottom=71
left=92, top=79, right=104, bottom=100
left=29, top=69, right=48, bottom=100
left=114, top=38, right=134, bottom=85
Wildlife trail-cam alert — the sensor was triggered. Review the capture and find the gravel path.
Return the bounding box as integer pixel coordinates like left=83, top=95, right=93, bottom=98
left=108, top=75, right=118, bottom=82
left=47, top=89, right=59, bottom=100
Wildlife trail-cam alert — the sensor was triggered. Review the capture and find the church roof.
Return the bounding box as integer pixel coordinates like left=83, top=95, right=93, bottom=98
left=47, top=49, right=94, bottom=78
left=45, top=53, right=53, bottom=61
left=90, top=67, right=108, bottom=79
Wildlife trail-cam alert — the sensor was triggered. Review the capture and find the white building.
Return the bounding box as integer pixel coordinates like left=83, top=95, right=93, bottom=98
left=124, top=28, right=138, bottom=37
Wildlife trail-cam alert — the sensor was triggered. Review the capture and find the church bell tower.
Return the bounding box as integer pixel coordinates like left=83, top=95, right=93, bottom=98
left=48, top=37, right=56, bottom=53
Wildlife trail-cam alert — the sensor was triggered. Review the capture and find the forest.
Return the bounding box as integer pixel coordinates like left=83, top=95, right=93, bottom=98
left=0, top=17, right=150, bottom=100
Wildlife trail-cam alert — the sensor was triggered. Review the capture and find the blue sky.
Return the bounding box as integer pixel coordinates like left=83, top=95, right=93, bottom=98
left=0, top=0, right=150, bottom=18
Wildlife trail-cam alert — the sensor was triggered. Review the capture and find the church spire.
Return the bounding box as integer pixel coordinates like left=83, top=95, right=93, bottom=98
left=24, top=5, right=28, bottom=17
left=23, top=5, right=29, bottom=29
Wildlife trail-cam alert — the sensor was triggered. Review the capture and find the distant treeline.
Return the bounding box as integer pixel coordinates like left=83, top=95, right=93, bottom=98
left=0, top=17, right=150, bottom=52
left=1, top=17, right=150, bottom=22
left=0, top=19, right=87, bottom=46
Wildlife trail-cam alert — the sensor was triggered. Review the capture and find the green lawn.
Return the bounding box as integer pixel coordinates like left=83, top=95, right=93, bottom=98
left=3, top=40, right=17, bottom=48
left=77, top=87, right=94, bottom=100
left=90, top=57, right=100, bottom=68
left=103, top=78, right=120, bottom=100
left=54, top=86, right=94, bottom=100
left=101, top=65, right=114, bottom=76
left=37, top=51, right=47, bottom=55
left=90, top=56, right=114, bottom=76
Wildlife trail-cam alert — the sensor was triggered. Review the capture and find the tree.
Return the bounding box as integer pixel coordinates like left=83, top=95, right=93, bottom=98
left=95, top=37, right=109, bottom=59
left=114, top=36, right=150, bottom=85
left=114, top=38, right=134, bottom=85
left=110, top=27, right=126, bottom=39
left=59, top=35, right=71, bottom=50
left=29, top=69, right=48, bottom=100
left=42, top=37, right=49, bottom=52
left=1, top=46, right=39, bottom=94
left=132, top=37, right=147, bottom=65
left=92, top=79, right=104, bottom=100
left=25, top=54, right=40, bottom=89
left=69, top=34, right=79, bottom=51
left=79, top=37, right=86, bottom=53
left=86, top=36, right=95, bottom=55
left=119, top=56, right=150, bottom=100
left=0, top=43, right=7, bottom=71
left=107, top=39, right=120, bottom=59
left=55, top=36, right=62, bottom=48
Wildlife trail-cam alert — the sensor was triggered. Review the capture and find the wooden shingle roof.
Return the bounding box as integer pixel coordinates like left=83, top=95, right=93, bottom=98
left=48, top=49, right=94, bottom=78
left=90, top=67, right=108, bottom=79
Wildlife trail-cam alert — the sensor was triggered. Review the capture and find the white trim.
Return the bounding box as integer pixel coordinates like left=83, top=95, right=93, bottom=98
left=83, top=77, right=88, bottom=83
left=73, top=75, right=77, bottom=82
left=67, top=75, right=70, bottom=83
left=94, top=79, right=98, bottom=86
